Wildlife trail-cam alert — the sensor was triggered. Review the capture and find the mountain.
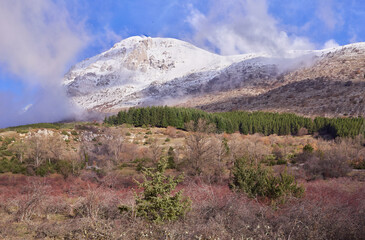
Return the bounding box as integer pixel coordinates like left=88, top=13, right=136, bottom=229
left=63, top=36, right=258, bottom=111
left=188, top=43, right=365, bottom=117
left=64, top=36, right=365, bottom=117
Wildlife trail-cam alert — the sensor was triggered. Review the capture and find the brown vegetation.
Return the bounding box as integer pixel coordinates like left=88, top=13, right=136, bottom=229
left=0, top=123, right=364, bottom=239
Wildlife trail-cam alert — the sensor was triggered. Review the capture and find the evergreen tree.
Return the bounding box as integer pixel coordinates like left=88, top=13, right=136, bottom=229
left=125, top=160, right=191, bottom=223
left=105, top=106, right=364, bottom=138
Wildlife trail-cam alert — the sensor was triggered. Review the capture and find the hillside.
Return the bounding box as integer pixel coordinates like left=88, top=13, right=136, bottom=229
left=64, top=37, right=365, bottom=117
left=195, top=78, right=365, bottom=117
left=191, top=44, right=365, bottom=117
left=0, top=118, right=364, bottom=239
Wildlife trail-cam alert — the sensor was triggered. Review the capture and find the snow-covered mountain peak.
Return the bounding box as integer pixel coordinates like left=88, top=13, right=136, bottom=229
left=63, top=36, right=259, bottom=107
left=63, top=36, right=365, bottom=113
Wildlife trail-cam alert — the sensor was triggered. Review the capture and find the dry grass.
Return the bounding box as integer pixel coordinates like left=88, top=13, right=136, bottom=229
left=0, top=175, right=363, bottom=239
left=0, top=126, right=364, bottom=239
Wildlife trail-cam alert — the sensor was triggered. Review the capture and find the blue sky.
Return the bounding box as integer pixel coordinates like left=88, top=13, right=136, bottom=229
left=0, top=0, right=364, bottom=126
left=69, top=0, right=365, bottom=56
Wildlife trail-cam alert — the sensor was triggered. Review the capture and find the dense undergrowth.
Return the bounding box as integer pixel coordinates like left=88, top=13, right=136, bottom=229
left=0, top=174, right=363, bottom=239
left=0, top=112, right=364, bottom=239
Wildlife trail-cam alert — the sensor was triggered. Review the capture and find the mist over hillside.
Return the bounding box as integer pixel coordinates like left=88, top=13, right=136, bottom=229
left=63, top=36, right=365, bottom=118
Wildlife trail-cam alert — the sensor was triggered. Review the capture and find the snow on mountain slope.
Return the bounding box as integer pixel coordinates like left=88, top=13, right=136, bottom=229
left=63, top=36, right=365, bottom=113
left=63, top=36, right=264, bottom=111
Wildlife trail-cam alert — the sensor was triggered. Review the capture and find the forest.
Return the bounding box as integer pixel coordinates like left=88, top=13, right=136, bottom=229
left=105, top=106, right=365, bottom=138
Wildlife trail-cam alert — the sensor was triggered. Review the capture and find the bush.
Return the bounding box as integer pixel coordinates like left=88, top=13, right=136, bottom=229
left=71, top=131, right=78, bottom=136
left=121, top=160, right=191, bottom=223
left=231, top=157, right=304, bottom=201
left=276, top=159, right=287, bottom=165
left=0, top=150, right=13, bottom=157
left=350, top=159, right=365, bottom=169
left=303, top=150, right=351, bottom=179
left=61, top=130, right=69, bottom=136
left=134, top=158, right=150, bottom=172
left=0, top=157, right=26, bottom=174
left=297, top=127, right=309, bottom=136
left=35, top=163, right=55, bottom=177
left=303, top=144, right=314, bottom=153
left=54, top=160, right=74, bottom=178
left=16, top=129, right=28, bottom=134
left=167, top=147, right=176, bottom=169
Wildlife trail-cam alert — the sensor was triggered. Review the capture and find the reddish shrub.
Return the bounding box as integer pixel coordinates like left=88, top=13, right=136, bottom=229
left=165, top=126, right=177, bottom=138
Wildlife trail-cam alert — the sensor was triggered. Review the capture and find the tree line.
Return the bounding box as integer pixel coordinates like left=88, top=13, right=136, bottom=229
left=104, top=106, right=365, bottom=138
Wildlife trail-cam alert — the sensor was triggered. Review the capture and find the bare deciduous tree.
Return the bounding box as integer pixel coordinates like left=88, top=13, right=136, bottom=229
left=45, top=135, right=64, bottom=163
left=9, top=140, right=27, bottom=163
left=105, top=128, right=124, bottom=164
left=184, top=119, right=216, bottom=175
left=148, top=138, right=163, bottom=164
left=26, top=133, right=47, bottom=168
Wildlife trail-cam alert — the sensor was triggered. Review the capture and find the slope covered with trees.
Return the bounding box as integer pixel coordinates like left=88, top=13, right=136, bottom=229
left=105, top=106, right=365, bottom=138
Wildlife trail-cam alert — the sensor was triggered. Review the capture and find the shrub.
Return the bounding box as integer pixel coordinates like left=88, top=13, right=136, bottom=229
left=276, top=159, right=287, bottom=165
left=265, top=171, right=304, bottom=200
left=35, top=163, right=55, bottom=177
left=71, top=130, right=78, bottom=136
left=0, top=157, right=26, bottom=174
left=231, top=158, right=270, bottom=198
left=134, top=158, right=150, bottom=172
left=16, top=129, right=28, bottom=134
left=1, top=137, right=15, bottom=149
left=121, top=160, right=191, bottom=223
left=166, top=126, right=177, bottom=137
left=231, top=157, right=304, bottom=201
left=303, top=150, right=351, bottom=179
left=61, top=130, right=69, bottom=136
left=350, top=159, right=365, bottom=169
left=297, top=127, right=308, bottom=136
left=167, top=147, right=176, bottom=169
left=15, top=181, right=50, bottom=221
left=303, top=144, right=314, bottom=153
left=54, top=160, right=74, bottom=178
left=0, top=150, right=13, bottom=157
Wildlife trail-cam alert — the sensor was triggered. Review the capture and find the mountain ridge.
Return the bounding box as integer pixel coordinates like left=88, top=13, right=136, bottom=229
left=63, top=36, right=365, bottom=117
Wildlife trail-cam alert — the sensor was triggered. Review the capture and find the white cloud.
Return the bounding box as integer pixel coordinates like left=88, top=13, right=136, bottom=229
left=316, top=0, right=343, bottom=31
left=0, top=0, right=89, bottom=127
left=187, top=0, right=315, bottom=56
left=323, top=39, right=340, bottom=49
left=0, top=0, right=89, bottom=84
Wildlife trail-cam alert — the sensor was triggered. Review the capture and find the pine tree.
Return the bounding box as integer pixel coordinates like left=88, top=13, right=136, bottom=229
left=130, top=160, right=191, bottom=223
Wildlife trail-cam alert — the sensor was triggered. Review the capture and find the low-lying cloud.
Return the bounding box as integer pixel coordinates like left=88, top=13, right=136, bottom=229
left=323, top=39, right=340, bottom=49
left=0, top=0, right=89, bottom=127
left=187, top=0, right=315, bottom=56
